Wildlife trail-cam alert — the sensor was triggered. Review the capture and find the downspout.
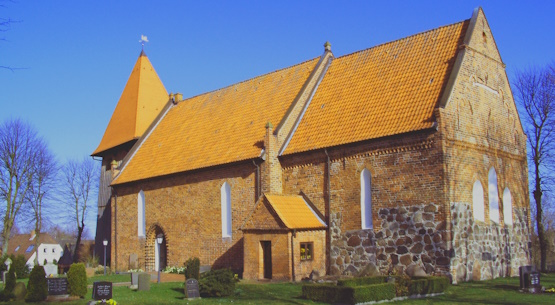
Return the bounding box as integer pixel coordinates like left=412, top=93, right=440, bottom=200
left=324, top=149, right=331, bottom=274
left=112, top=186, right=118, bottom=273
left=252, top=160, right=261, bottom=200
left=291, top=229, right=296, bottom=282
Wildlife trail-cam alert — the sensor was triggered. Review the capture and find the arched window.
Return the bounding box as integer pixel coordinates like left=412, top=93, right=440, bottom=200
left=138, top=190, right=146, bottom=237
left=221, top=182, right=232, bottom=238
left=360, top=169, right=373, bottom=229
left=503, top=188, right=513, bottom=226
left=488, top=168, right=499, bottom=224
left=472, top=180, right=485, bottom=222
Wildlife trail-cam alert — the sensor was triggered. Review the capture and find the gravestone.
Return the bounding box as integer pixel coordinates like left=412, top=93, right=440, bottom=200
left=47, top=278, right=69, bottom=296
left=138, top=273, right=150, bottom=291
left=92, top=281, right=112, bottom=300
left=519, top=265, right=534, bottom=289
left=129, top=253, right=138, bottom=270
left=185, top=279, right=200, bottom=299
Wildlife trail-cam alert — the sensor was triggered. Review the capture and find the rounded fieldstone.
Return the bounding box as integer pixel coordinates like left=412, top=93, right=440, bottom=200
left=391, top=254, right=399, bottom=264
left=411, top=243, right=424, bottom=253
left=424, top=204, right=437, bottom=212
left=348, top=235, right=361, bottom=247
left=400, top=254, right=412, bottom=266
left=397, top=246, right=409, bottom=254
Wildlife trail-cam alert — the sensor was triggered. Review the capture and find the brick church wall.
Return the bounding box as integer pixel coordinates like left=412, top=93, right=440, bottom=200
left=438, top=9, right=531, bottom=280
left=282, top=131, right=448, bottom=276
left=111, top=161, right=256, bottom=273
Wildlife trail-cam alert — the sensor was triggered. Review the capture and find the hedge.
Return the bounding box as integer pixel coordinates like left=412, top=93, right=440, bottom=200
left=409, top=276, right=449, bottom=295
left=303, top=276, right=449, bottom=304
left=337, top=275, right=388, bottom=287
left=302, top=283, right=396, bottom=305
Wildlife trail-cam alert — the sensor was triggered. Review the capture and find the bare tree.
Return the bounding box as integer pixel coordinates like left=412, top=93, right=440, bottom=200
left=62, top=158, right=98, bottom=262
left=0, top=118, right=45, bottom=254
left=25, top=140, right=58, bottom=264
left=513, top=62, right=555, bottom=272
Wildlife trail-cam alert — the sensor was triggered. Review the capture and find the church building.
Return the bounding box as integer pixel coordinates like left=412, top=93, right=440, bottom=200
left=93, top=8, right=531, bottom=282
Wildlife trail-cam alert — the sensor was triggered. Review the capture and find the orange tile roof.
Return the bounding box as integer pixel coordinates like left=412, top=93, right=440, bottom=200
left=92, top=51, right=168, bottom=156
left=113, top=58, right=319, bottom=184
left=283, top=20, right=469, bottom=155
left=265, top=194, right=326, bottom=229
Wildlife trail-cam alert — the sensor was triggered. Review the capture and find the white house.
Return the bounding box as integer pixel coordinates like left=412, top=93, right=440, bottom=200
left=7, top=232, right=63, bottom=269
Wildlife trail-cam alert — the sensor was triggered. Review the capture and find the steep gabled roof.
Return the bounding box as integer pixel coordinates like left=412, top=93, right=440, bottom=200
left=113, top=58, right=319, bottom=185
left=6, top=233, right=60, bottom=262
left=92, top=51, right=168, bottom=156
left=282, top=19, right=469, bottom=155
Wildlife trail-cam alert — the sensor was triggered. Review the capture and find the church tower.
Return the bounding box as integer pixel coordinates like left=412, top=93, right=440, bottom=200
left=92, top=50, right=169, bottom=265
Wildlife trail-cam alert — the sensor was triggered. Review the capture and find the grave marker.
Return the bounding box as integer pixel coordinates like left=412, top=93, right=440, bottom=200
left=47, top=278, right=69, bottom=296
left=185, top=279, right=200, bottom=299
left=92, top=281, right=113, bottom=300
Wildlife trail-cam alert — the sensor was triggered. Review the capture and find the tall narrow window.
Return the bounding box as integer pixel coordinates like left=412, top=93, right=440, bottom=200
left=361, top=169, right=373, bottom=229
left=488, top=168, right=499, bottom=223
left=221, top=182, right=232, bottom=238
left=503, top=188, right=513, bottom=225
left=472, top=180, right=485, bottom=222
left=138, top=190, right=146, bottom=237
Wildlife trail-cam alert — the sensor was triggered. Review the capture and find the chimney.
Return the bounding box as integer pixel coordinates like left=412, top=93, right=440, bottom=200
left=174, top=93, right=183, bottom=103
left=324, top=41, right=331, bottom=52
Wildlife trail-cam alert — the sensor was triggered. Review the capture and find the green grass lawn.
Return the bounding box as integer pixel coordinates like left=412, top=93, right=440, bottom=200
left=1, top=273, right=554, bottom=304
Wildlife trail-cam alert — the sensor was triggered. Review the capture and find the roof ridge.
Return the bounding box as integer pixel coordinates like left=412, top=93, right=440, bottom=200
left=334, top=19, right=470, bottom=61
left=180, top=56, right=321, bottom=103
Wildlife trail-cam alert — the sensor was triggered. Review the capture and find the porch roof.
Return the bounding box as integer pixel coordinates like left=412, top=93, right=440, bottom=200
left=265, top=194, right=326, bottom=230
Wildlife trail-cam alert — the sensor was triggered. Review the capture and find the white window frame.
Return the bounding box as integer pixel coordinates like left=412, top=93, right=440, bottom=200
left=503, top=187, right=513, bottom=226
left=138, top=190, right=146, bottom=237
left=221, top=182, right=232, bottom=238
left=361, top=169, right=373, bottom=229
left=488, top=168, right=499, bottom=224
left=472, top=180, right=485, bottom=222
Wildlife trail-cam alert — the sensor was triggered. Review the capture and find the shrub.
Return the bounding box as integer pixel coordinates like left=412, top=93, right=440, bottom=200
left=0, top=267, right=16, bottom=301
left=353, top=283, right=396, bottom=303
left=337, top=275, right=388, bottom=287
left=393, top=274, right=411, bottom=296
left=95, top=266, right=111, bottom=275
left=13, top=282, right=27, bottom=301
left=184, top=257, right=200, bottom=280
left=199, top=269, right=238, bottom=297
left=302, top=283, right=395, bottom=305
left=302, top=284, right=354, bottom=304
left=25, top=265, right=48, bottom=302
left=408, top=276, right=450, bottom=295
left=9, top=254, right=30, bottom=278
left=67, top=263, right=87, bottom=297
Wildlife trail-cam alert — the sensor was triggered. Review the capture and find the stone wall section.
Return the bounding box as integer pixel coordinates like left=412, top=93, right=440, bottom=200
left=450, top=203, right=531, bottom=282
left=330, top=203, right=450, bottom=277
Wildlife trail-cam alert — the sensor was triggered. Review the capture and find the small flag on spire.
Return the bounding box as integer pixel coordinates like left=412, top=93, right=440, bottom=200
left=139, top=35, right=149, bottom=49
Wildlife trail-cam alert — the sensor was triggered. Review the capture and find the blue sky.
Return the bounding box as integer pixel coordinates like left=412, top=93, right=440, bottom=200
left=1, top=1, right=554, bottom=234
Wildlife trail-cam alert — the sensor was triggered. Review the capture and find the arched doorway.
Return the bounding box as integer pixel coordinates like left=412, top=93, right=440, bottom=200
left=145, top=225, right=167, bottom=271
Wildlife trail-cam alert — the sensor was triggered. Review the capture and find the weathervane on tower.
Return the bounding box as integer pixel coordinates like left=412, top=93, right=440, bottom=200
left=139, top=35, right=149, bottom=50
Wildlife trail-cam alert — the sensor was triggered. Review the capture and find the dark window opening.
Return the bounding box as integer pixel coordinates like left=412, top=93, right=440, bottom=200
left=300, top=242, right=313, bottom=261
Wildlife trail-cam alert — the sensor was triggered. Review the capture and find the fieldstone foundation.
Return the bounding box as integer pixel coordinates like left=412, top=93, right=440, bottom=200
left=330, top=203, right=531, bottom=282
left=330, top=203, right=451, bottom=277
left=450, top=203, right=531, bottom=283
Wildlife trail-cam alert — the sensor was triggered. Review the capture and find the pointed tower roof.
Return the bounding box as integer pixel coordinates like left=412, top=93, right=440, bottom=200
left=92, top=51, right=168, bottom=156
